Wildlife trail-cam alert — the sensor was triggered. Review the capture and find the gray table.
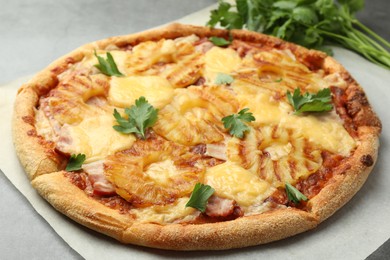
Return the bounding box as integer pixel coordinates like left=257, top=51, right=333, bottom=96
left=0, top=1, right=389, bottom=259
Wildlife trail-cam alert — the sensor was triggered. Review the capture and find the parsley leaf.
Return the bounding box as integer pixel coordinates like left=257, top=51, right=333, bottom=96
left=113, top=96, right=158, bottom=139
left=207, top=0, right=390, bottom=69
left=94, top=51, right=125, bottom=77
left=65, top=154, right=86, bottom=172
left=285, top=183, right=308, bottom=204
left=185, top=183, right=215, bottom=213
left=286, top=88, right=333, bottom=114
left=222, top=108, right=255, bottom=138
left=215, top=73, right=234, bottom=85
left=209, top=36, right=232, bottom=47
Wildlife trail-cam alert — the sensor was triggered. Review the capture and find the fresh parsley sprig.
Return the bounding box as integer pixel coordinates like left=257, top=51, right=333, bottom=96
left=209, top=36, right=231, bottom=47
left=287, top=87, right=333, bottom=114
left=285, top=183, right=308, bottom=204
left=207, top=0, right=390, bottom=69
left=185, top=183, right=215, bottom=213
left=94, top=51, right=125, bottom=77
left=65, top=154, right=86, bottom=172
left=222, top=108, right=255, bottom=138
left=113, top=96, right=158, bottom=139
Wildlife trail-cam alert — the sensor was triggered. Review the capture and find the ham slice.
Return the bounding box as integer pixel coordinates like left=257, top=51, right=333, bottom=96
left=82, top=160, right=115, bottom=196
left=205, top=143, right=227, bottom=161
left=205, top=195, right=236, bottom=217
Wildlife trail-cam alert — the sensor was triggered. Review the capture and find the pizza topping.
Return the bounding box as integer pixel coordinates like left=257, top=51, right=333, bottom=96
left=222, top=108, right=255, bottom=139
left=286, top=87, right=333, bottom=114
left=153, top=86, right=238, bottom=146
left=82, top=160, right=115, bottom=196
left=113, top=96, right=158, bottom=140
left=205, top=161, right=273, bottom=209
left=31, top=31, right=366, bottom=225
left=285, top=183, right=308, bottom=204
left=203, top=46, right=241, bottom=83
left=109, top=76, right=174, bottom=109
left=104, top=136, right=205, bottom=207
left=94, top=51, right=125, bottom=77
left=205, top=143, right=227, bottom=161
left=215, top=73, right=234, bottom=85
left=186, top=183, right=215, bottom=213
left=205, top=195, right=236, bottom=217
left=65, top=154, right=86, bottom=172
left=209, top=36, right=231, bottom=47
left=56, top=115, right=135, bottom=163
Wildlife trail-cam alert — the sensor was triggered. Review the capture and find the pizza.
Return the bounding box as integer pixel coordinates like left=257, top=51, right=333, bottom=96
left=12, top=23, right=381, bottom=250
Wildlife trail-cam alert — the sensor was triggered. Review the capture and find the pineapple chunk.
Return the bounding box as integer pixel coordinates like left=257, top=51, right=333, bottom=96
left=153, top=86, right=238, bottom=146
left=104, top=138, right=205, bottom=207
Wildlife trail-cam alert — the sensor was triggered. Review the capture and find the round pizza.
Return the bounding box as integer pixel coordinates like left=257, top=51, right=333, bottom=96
left=12, top=24, right=381, bottom=250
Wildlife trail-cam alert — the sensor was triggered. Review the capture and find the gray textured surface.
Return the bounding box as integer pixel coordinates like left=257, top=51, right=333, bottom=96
left=0, top=1, right=389, bottom=259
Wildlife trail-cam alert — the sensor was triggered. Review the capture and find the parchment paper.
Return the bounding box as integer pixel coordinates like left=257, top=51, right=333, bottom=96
left=1, top=4, right=390, bottom=259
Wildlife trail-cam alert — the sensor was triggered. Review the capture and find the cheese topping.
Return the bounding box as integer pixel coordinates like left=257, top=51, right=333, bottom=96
left=204, top=46, right=241, bottom=83
left=235, top=89, right=356, bottom=156
left=280, top=112, right=356, bottom=156
left=36, top=35, right=358, bottom=224
left=131, top=198, right=197, bottom=224
left=205, top=162, right=274, bottom=208
left=57, top=115, right=135, bottom=163
left=109, top=76, right=174, bottom=109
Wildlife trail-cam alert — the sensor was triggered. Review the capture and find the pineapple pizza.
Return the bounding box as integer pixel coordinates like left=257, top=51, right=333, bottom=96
left=12, top=24, right=381, bottom=250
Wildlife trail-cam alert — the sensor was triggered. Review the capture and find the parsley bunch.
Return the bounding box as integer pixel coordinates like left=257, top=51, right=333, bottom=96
left=207, top=0, right=390, bottom=69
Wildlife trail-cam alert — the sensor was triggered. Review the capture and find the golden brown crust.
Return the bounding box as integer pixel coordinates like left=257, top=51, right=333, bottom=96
left=32, top=172, right=134, bottom=241
left=12, top=23, right=381, bottom=250
left=123, top=209, right=317, bottom=250
left=12, top=86, right=63, bottom=180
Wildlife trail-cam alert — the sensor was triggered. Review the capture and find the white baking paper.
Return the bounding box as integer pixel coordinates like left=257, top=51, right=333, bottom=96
left=1, top=4, right=390, bottom=260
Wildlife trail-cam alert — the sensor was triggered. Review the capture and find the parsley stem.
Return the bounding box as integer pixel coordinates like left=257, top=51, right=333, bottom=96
left=352, top=20, right=390, bottom=49
left=316, top=29, right=390, bottom=69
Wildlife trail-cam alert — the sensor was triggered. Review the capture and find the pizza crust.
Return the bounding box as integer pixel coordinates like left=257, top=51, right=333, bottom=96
left=32, top=172, right=134, bottom=241
left=32, top=171, right=318, bottom=250
left=12, top=23, right=381, bottom=250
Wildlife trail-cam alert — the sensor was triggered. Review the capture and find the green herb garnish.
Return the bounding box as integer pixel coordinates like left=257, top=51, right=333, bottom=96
left=215, top=73, right=234, bottom=85
left=287, top=87, right=333, bottom=114
left=285, top=183, right=308, bottom=204
left=209, top=36, right=232, bottom=47
left=207, top=0, right=390, bottom=69
left=65, top=154, right=86, bottom=172
left=113, top=96, right=158, bottom=139
left=94, top=51, right=125, bottom=77
left=222, top=108, right=255, bottom=138
left=185, top=183, right=215, bottom=213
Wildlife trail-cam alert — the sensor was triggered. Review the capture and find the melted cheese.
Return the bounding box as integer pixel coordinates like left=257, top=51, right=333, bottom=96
left=205, top=162, right=273, bottom=207
left=131, top=197, right=197, bottom=224
left=204, top=46, right=241, bottom=83
left=59, top=115, right=135, bottom=163
left=280, top=113, right=356, bottom=156
left=109, top=75, right=174, bottom=109
left=236, top=90, right=356, bottom=156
